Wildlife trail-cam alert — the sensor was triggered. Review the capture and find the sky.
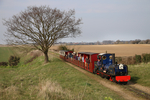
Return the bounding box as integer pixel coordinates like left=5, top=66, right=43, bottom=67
left=0, top=0, right=150, bottom=44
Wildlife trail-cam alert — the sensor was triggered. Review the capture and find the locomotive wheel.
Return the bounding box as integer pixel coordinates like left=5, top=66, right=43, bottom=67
left=93, top=68, right=97, bottom=74
left=106, top=76, right=110, bottom=80
left=100, top=72, right=105, bottom=78
left=101, top=74, right=105, bottom=78
left=122, top=82, right=127, bottom=85
left=112, top=77, right=116, bottom=82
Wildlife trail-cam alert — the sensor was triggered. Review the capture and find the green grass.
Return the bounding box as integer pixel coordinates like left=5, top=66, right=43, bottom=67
left=0, top=47, right=14, bottom=62
left=1, top=47, right=150, bottom=99
left=0, top=55, right=123, bottom=100
left=128, top=62, right=150, bottom=87
left=0, top=47, right=36, bottom=65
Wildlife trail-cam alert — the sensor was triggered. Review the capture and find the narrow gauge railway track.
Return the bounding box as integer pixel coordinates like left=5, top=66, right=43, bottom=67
left=122, top=85, right=150, bottom=100
left=50, top=51, right=150, bottom=100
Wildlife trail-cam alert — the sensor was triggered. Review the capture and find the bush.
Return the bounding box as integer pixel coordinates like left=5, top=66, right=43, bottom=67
left=58, top=45, right=68, bottom=51
left=8, top=56, right=20, bottom=66
left=121, top=56, right=135, bottom=65
left=58, top=45, right=74, bottom=52
left=116, top=56, right=136, bottom=65
left=115, top=57, right=122, bottom=64
left=116, top=53, right=150, bottom=65
left=142, top=53, right=150, bottom=63
left=135, top=55, right=141, bottom=63
left=0, top=62, right=8, bottom=67
left=127, top=56, right=135, bottom=65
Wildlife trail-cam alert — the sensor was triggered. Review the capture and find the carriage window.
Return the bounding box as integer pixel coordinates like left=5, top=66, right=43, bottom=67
left=109, top=55, right=112, bottom=59
left=102, top=56, right=106, bottom=60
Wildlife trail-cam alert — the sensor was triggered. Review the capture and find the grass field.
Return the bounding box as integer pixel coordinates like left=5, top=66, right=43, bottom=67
left=51, top=44, right=150, bottom=57
left=0, top=46, right=41, bottom=64
left=128, top=62, right=150, bottom=87
left=0, top=47, right=14, bottom=62
left=1, top=46, right=150, bottom=99
left=0, top=55, right=123, bottom=100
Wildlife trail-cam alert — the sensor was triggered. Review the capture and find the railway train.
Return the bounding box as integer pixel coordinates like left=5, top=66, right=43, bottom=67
left=59, top=50, right=131, bottom=84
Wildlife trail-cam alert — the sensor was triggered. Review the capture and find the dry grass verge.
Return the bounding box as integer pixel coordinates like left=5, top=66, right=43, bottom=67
left=25, top=50, right=43, bottom=64
left=0, top=86, right=21, bottom=100
left=37, top=80, right=74, bottom=100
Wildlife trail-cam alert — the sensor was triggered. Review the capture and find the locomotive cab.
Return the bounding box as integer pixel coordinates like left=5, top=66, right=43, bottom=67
left=97, top=53, right=115, bottom=73
left=96, top=53, right=131, bottom=83
left=97, top=53, right=128, bottom=75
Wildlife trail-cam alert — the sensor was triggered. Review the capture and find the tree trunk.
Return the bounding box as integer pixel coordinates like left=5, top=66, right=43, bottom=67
left=44, top=50, right=49, bottom=63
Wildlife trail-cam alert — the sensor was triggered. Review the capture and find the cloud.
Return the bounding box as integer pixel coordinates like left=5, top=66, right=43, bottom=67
left=76, top=0, right=150, bottom=14
left=0, top=0, right=150, bottom=43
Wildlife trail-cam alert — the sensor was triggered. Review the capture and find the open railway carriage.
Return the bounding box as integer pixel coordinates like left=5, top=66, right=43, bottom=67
left=78, top=52, right=99, bottom=72
left=59, top=50, right=73, bottom=60
left=59, top=50, right=68, bottom=60
left=94, top=53, right=131, bottom=84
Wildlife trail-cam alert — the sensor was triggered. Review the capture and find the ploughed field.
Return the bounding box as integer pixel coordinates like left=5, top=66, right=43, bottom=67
left=51, top=44, right=150, bottom=57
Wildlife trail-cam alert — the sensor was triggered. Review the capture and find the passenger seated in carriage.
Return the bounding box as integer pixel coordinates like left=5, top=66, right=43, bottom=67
left=82, top=55, right=84, bottom=62
left=75, top=53, right=78, bottom=60
left=79, top=54, right=83, bottom=62
left=85, top=56, right=90, bottom=69
left=78, top=54, right=81, bottom=61
left=71, top=53, right=73, bottom=60
left=73, top=53, right=76, bottom=59
left=65, top=54, right=68, bottom=59
left=68, top=52, right=71, bottom=58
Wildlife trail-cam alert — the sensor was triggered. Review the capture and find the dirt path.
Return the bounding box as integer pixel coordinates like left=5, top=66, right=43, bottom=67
left=128, top=81, right=150, bottom=94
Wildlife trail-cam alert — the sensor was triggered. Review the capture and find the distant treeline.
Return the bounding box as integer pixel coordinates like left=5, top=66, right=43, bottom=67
left=114, top=39, right=150, bottom=44
left=55, top=39, right=150, bottom=45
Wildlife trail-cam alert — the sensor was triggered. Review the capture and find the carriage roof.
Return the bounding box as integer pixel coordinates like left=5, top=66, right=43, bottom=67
left=78, top=52, right=98, bottom=55
left=98, top=53, right=115, bottom=56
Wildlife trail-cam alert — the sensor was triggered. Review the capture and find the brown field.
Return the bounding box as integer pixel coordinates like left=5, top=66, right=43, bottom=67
left=50, top=44, right=150, bottom=57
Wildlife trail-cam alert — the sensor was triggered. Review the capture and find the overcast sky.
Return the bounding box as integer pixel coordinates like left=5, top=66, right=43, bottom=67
left=0, top=0, right=150, bottom=44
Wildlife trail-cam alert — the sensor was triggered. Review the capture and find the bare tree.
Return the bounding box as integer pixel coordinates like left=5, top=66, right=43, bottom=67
left=3, top=6, right=82, bottom=63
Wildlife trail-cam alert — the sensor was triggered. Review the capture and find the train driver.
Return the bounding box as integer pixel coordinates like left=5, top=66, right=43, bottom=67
left=97, top=58, right=101, bottom=66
